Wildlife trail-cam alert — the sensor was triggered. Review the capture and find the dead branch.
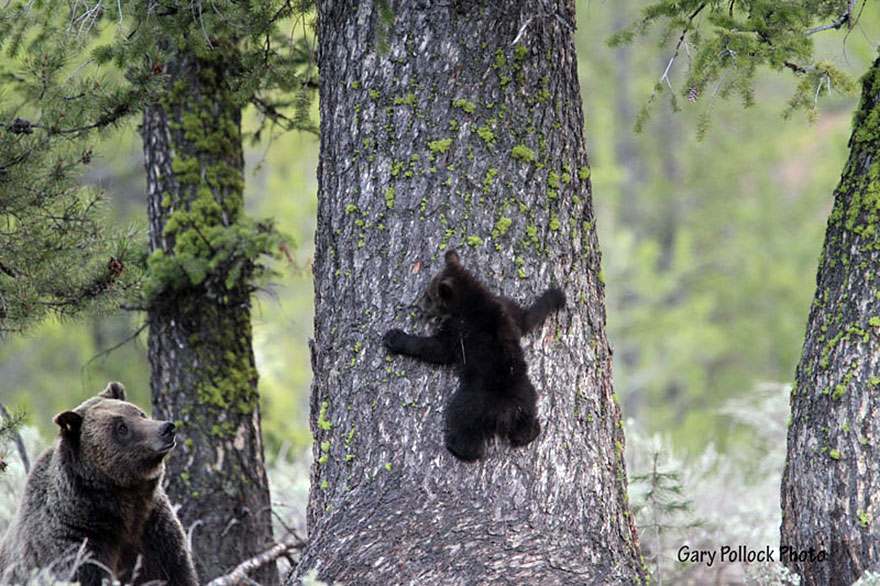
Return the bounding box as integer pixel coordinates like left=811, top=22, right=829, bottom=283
left=205, top=538, right=307, bottom=586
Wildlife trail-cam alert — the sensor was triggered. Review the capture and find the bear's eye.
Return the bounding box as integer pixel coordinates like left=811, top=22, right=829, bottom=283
left=116, top=421, right=130, bottom=438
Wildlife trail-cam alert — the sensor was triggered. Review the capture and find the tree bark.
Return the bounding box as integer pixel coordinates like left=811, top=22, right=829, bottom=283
left=141, top=43, right=277, bottom=584
left=289, top=1, right=644, bottom=584
left=781, top=56, right=880, bottom=586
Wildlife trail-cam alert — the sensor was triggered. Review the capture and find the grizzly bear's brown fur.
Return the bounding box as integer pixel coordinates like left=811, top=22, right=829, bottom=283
left=0, top=382, right=197, bottom=586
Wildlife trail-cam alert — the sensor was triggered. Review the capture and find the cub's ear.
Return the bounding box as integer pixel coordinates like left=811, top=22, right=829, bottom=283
left=438, top=278, right=456, bottom=302
left=54, top=411, right=83, bottom=438
left=444, top=250, right=460, bottom=266
left=99, top=381, right=126, bottom=401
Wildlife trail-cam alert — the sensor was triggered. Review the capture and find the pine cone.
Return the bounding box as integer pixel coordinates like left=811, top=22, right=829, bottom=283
left=108, top=257, right=124, bottom=278
left=10, top=118, right=33, bottom=135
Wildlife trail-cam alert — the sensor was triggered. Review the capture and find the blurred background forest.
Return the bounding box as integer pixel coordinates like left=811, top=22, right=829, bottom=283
left=1, top=0, right=878, bottom=582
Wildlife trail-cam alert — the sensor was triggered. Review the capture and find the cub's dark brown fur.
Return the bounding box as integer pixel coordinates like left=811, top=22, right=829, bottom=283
left=384, top=250, right=565, bottom=461
left=0, top=382, right=197, bottom=586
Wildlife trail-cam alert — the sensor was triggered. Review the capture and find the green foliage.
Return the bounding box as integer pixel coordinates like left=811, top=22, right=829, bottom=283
left=0, top=11, right=150, bottom=333
left=0, top=1, right=317, bottom=331
left=784, top=60, right=858, bottom=121
left=610, top=0, right=860, bottom=133
left=90, top=1, right=317, bottom=133
left=112, top=3, right=314, bottom=307
left=143, top=218, right=282, bottom=300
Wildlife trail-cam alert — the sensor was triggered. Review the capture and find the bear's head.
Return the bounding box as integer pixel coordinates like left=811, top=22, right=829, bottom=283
left=53, top=382, right=176, bottom=489
left=417, top=249, right=464, bottom=317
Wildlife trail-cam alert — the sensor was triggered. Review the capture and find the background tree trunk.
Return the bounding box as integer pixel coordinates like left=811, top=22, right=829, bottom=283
left=141, top=42, right=277, bottom=584
left=289, top=1, right=644, bottom=583
left=781, top=56, right=880, bottom=586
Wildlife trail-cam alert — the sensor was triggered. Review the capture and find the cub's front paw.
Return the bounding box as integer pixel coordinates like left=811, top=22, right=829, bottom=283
left=383, top=329, right=408, bottom=353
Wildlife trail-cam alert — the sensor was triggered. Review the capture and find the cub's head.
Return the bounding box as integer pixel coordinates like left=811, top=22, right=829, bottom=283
left=54, top=382, right=176, bottom=489
left=417, top=249, right=463, bottom=317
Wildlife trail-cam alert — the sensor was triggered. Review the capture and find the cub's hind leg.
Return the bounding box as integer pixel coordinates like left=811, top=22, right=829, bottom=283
left=502, top=381, right=541, bottom=447
left=507, top=411, right=541, bottom=447
left=444, top=388, right=487, bottom=461
left=506, top=398, right=541, bottom=447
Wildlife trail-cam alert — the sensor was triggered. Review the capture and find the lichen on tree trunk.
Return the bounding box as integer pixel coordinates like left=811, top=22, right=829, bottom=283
left=781, top=55, right=880, bottom=586
left=141, top=41, right=278, bottom=584
left=288, top=1, right=644, bottom=584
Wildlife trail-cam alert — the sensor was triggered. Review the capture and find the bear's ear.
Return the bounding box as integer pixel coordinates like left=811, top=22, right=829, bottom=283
left=99, top=381, right=126, bottom=401
left=54, top=411, right=83, bottom=438
left=444, top=250, right=460, bottom=266
left=438, top=278, right=456, bottom=302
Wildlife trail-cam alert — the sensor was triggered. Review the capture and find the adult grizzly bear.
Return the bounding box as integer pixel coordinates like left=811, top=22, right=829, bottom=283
left=0, top=382, right=197, bottom=586
left=384, top=250, right=565, bottom=461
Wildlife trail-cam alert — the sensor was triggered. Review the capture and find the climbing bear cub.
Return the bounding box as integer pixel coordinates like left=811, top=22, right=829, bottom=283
left=384, top=250, right=565, bottom=461
left=0, top=382, right=198, bottom=586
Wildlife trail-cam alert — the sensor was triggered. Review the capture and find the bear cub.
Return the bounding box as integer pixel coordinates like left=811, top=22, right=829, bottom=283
left=384, top=250, right=565, bottom=461
left=0, top=382, right=198, bottom=586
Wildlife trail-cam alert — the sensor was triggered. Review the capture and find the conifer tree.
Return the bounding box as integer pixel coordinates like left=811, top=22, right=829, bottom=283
left=0, top=12, right=150, bottom=334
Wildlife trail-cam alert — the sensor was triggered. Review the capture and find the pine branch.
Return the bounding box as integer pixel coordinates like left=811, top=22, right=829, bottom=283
left=634, top=3, right=707, bottom=130
left=806, top=0, right=856, bottom=35
left=784, top=61, right=809, bottom=75
left=0, top=100, right=131, bottom=137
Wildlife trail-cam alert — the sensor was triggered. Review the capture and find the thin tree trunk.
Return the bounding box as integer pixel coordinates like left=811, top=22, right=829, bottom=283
left=781, top=56, right=880, bottom=586
left=288, top=1, right=644, bottom=583
left=141, top=43, right=277, bottom=584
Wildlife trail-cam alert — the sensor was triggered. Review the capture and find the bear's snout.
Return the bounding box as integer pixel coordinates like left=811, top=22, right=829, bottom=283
left=149, top=421, right=176, bottom=454
left=159, top=421, right=175, bottom=442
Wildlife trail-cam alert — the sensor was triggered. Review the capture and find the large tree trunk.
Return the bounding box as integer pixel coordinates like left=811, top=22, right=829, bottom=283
left=288, top=1, right=644, bottom=583
left=780, top=56, right=880, bottom=586
left=141, top=42, right=277, bottom=584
